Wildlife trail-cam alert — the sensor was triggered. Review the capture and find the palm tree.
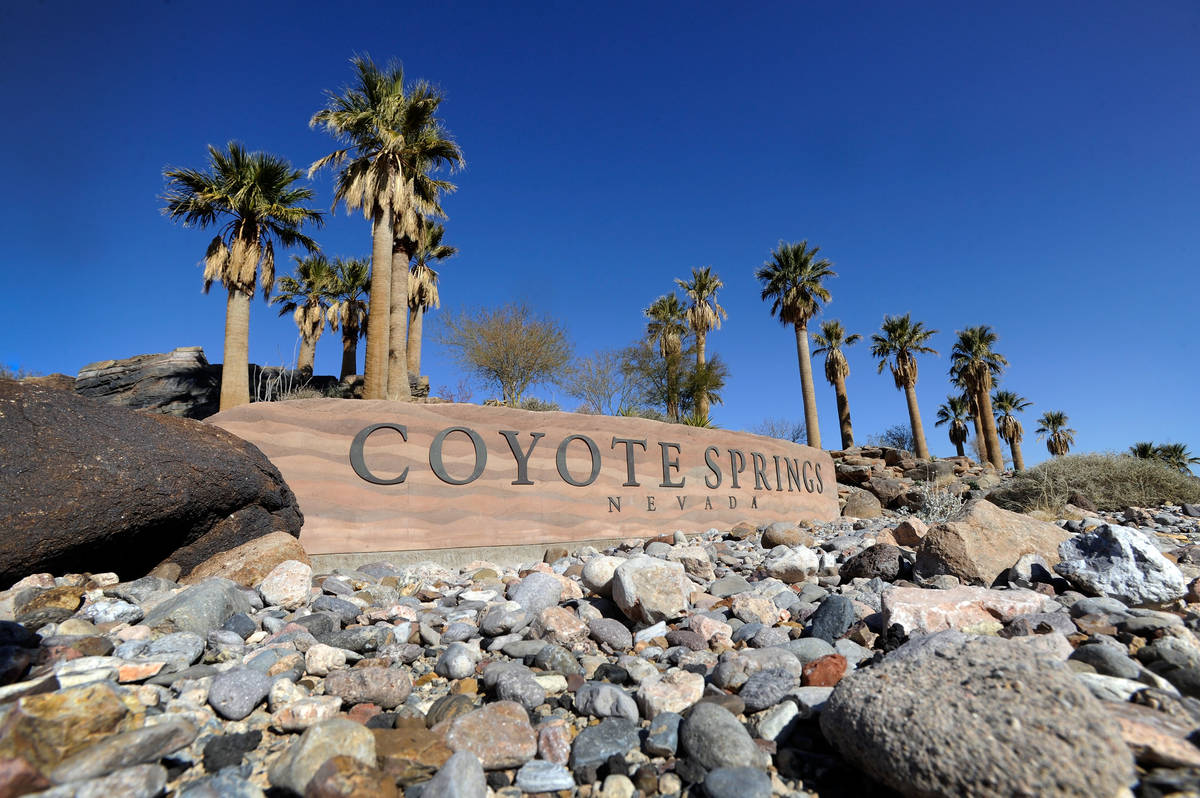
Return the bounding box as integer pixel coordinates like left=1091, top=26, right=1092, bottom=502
left=935, top=394, right=972, bottom=458
left=812, top=320, right=861, bottom=449
left=407, top=222, right=457, bottom=378
left=756, top=241, right=836, bottom=449
left=949, top=326, right=1007, bottom=471
left=310, top=55, right=462, bottom=401
left=1036, top=411, right=1076, bottom=456
left=645, top=294, right=688, bottom=422
left=992, top=389, right=1033, bottom=472
left=1150, top=443, right=1200, bottom=474
left=1129, top=441, right=1159, bottom=459
left=675, top=266, right=727, bottom=420
left=273, top=255, right=335, bottom=375
left=869, top=313, right=938, bottom=459
left=162, top=142, right=322, bottom=410
left=326, top=257, right=371, bottom=381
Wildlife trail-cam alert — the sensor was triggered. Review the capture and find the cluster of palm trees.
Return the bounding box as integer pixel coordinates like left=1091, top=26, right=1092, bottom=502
left=752, top=239, right=1082, bottom=471
left=643, top=267, right=728, bottom=423
left=163, top=55, right=463, bottom=411
left=1129, top=442, right=1200, bottom=474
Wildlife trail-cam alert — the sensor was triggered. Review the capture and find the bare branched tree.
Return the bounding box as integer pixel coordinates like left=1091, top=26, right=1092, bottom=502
left=435, top=303, right=571, bottom=405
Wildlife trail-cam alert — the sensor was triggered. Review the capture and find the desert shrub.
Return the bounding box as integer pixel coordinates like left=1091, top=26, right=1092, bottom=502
left=518, top=397, right=560, bottom=412
left=989, top=453, right=1200, bottom=513
left=280, top=387, right=325, bottom=400
left=900, top=482, right=965, bottom=523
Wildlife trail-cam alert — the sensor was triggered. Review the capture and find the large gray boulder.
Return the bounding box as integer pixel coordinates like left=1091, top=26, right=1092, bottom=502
left=819, top=634, right=1133, bottom=797
left=75, top=347, right=222, bottom=419
left=0, top=379, right=302, bottom=584
left=1055, top=524, right=1187, bottom=606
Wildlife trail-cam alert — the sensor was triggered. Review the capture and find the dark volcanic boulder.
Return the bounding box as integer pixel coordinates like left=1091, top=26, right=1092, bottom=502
left=0, top=379, right=302, bottom=585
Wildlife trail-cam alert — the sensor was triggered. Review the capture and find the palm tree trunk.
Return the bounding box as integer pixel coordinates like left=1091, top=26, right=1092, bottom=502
left=793, top=323, right=821, bottom=450
left=834, top=372, right=853, bottom=449
left=297, top=336, right=316, bottom=375
left=219, top=286, right=252, bottom=411
left=1010, top=439, right=1025, bottom=472
left=407, top=306, right=424, bottom=378
left=954, top=438, right=965, bottom=458
left=363, top=208, right=393, bottom=400
left=696, top=331, right=709, bottom=420
left=386, top=241, right=414, bottom=401
left=666, top=352, right=680, bottom=422
left=977, top=388, right=1005, bottom=470
left=903, top=381, right=930, bottom=459
left=339, top=322, right=358, bottom=381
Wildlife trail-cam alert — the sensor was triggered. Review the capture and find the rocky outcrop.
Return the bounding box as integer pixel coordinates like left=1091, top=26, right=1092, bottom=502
left=830, top=446, right=997, bottom=515
left=75, top=347, right=222, bottom=419
left=74, top=348, right=370, bottom=420
left=0, top=379, right=302, bottom=585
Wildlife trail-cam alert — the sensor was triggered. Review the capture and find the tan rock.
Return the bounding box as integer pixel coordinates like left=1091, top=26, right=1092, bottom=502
left=182, top=531, right=310, bottom=586
left=914, top=499, right=1072, bottom=585
left=882, top=585, right=1048, bottom=636
left=842, top=488, right=882, bottom=519
left=0, top=683, right=142, bottom=772
left=892, top=517, right=929, bottom=546
left=1105, top=701, right=1200, bottom=768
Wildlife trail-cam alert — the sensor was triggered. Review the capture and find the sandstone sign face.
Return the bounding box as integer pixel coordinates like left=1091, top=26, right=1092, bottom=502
left=209, top=400, right=838, bottom=554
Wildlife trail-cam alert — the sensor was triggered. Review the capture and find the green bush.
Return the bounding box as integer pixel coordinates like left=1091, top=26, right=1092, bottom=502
left=989, top=453, right=1200, bottom=513
left=517, top=397, right=560, bottom=412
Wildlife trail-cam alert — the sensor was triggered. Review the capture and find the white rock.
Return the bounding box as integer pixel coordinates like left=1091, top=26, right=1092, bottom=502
left=582, top=556, right=625, bottom=597
left=611, top=556, right=691, bottom=624
left=764, top=547, right=820, bottom=583
left=257, top=560, right=313, bottom=611
left=1055, top=524, right=1187, bottom=606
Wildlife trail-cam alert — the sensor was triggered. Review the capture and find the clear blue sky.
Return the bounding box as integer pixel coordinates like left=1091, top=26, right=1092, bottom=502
left=2, top=1, right=1197, bottom=467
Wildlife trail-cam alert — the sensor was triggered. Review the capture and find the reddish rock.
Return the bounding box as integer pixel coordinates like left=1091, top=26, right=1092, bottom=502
left=537, top=719, right=571, bottom=766
left=443, top=701, right=536, bottom=770
left=802, top=654, right=848, bottom=687
left=892, top=518, right=929, bottom=546
left=374, top=721, right=452, bottom=786
left=0, top=756, right=50, bottom=798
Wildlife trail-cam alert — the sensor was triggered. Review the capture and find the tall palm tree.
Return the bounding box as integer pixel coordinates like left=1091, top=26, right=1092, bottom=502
left=949, top=326, right=1007, bottom=471
left=992, top=389, right=1033, bottom=472
left=1036, top=411, right=1076, bottom=456
left=869, top=313, right=938, bottom=459
left=162, top=142, right=322, bottom=410
left=756, top=241, right=836, bottom=449
left=273, top=255, right=335, bottom=374
left=326, top=257, right=371, bottom=381
left=310, top=55, right=462, bottom=401
left=675, top=266, right=727, bottom=420
left=407, top=221, right=457, bottom=378
left=1151, top=443, right=1200, bottom=474
left=645, top=294, right=688, bottom=422
left=812, top=320, right=861, bottom=449
left=935, top=393, right=972, bottom=458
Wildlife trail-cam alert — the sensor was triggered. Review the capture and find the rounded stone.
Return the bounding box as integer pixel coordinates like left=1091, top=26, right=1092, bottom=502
left=704, top=766, right=772, bottom=798
left=588, top=618, right=633, bottom=651
left=679, top=701, right=769, bottom=770
left=820, top=634, right=1134, bottom=797
left=444, top=701, right=537, bottom=770
left=256, top=560, right=313, bottom=611
left=515, top=759, right=575, bottom=792
left=207, top=667, right=273, bottom=720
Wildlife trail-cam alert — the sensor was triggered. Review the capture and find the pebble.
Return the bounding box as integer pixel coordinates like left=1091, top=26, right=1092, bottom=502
left=3, top=491, right=1200, bottom=797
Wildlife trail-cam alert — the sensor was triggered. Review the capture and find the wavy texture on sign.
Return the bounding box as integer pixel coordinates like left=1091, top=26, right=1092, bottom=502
left=209, top=399, right=838, bottom=554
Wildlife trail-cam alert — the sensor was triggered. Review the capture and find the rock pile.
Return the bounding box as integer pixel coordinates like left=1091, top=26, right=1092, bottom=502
left=831, top=445, right=1000, bottom=518
left=2, top=499, right=1200, bottom=796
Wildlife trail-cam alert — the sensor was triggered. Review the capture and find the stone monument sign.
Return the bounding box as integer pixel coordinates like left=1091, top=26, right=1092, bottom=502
left=209, top=400, right=838, bottom=554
